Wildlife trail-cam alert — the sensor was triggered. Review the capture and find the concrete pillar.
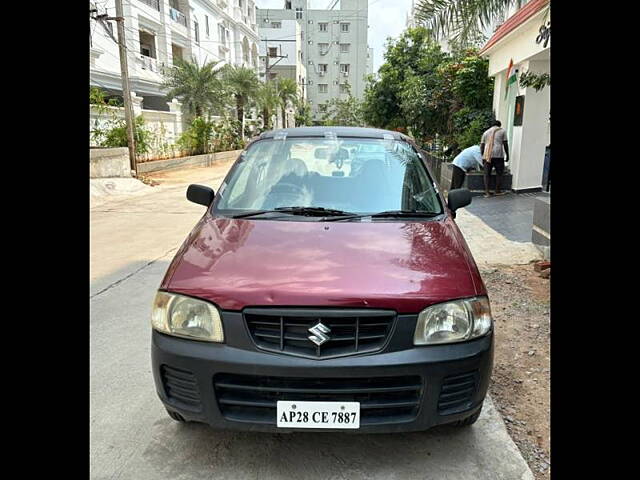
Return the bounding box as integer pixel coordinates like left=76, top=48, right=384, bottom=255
left=131, top=92, right=144, bottom=116
left=167, top=98, right=184, bottom=137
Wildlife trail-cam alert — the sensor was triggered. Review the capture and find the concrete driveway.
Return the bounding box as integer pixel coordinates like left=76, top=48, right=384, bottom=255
left=90, top=163, right=534, bottom=480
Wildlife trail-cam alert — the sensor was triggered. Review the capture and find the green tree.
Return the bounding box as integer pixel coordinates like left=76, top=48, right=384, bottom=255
left=318, top=83, right=364, bottom=127
left=414, top=0, right=521, bottom=46
left=221, top=65, right=260, bottom=124
left=294, top=98, right=313, bottom=127
left=275, top=78, right=299, bottom=128
left=162, top=58, right=227, bottom=118
left=362, top=27, right=448, bottom=132
left=255, top=83, right=280, bottom=130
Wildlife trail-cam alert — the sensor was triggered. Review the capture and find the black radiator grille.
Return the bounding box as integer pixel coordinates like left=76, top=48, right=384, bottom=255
left=161, top=365, right=202, bottom=412
left=214, top=373, right=423, bottom=426
left=244, top=308, right=395, bottom=359
left=438, top=371, right=477, bottom=414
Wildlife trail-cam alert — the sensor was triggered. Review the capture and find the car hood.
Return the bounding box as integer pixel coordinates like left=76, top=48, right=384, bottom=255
left=162, top=215, right=482, bottom=314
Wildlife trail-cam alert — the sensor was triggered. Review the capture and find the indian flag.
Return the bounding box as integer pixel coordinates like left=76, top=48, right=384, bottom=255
left=504, top=59, right=517, bottom=99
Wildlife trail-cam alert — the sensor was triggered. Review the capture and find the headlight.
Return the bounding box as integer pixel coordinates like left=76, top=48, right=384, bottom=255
left=414, top=296, right=492, bottom=345
left=151, top=291, right=224, bottom=342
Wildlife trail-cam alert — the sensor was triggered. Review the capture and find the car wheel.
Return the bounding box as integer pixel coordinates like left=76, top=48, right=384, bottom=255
left=166, top=409, right=186, bottom=422
left=452, top=405, right=482, bottom=427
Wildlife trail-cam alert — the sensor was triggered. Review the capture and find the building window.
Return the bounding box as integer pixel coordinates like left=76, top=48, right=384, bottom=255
left=319, top=22, right=328, bottom=32
left=285, top=1, right=291, bottom=9
left=268, top=47, right=278, bottom=57
left=318, top=84, right=328, bottom=94
left=340, top=64, right=350, bottom=75
left=339, top=83, right=349, bottom=94
left=318, top=43, right=329, bottom=55
left=340, top=43, right=350, bottom=53
left=194, top=21, right=200, bottom=43
left=139, top=31, right=156, bottom=58
left=340, top=23, right=350, bottom=33
left=318, top=63, right=328, bottom=73
left=205, top=15, right=209, bottom=37
left=271, top=21, right=281, bottom=28
left=296, top=7, right=303, bottom=19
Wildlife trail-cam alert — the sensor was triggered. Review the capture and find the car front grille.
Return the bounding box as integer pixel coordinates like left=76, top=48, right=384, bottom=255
left=438, top=371, right=477, bottom=414
left=214, top=373, right=423, bottom=426
left=244, top=308, right=396, bottom=359
left=161, top=365, right=202, bottom=412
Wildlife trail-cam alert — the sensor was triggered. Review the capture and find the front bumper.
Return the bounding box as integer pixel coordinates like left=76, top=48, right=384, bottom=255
left=151, top=311, right=494, bottom=433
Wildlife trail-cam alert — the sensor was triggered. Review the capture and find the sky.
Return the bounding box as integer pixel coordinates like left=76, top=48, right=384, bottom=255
left=255, top=0, right=415, bottom=73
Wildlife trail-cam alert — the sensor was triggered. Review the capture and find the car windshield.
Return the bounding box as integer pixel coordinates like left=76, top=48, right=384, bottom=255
left=214, top=137, right=443, bottom=217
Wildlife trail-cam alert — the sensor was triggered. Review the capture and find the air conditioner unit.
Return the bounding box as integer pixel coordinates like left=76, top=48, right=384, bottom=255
left=308, top=20, right=313, bottom=24
left=334, top=61, right=339, bottom=65
left=334, top=41, right=339, bottom=45
left=343, top=72, right=349, bottom=77
left=333, top=80, right=339, bottom=85
left=308, top=60, right=313, bottom=65
left=319, top=71, right=325, bottom=77
left=334, top=20, right=339, bottom=24
left=308, top=40, right=313, bottom=44
left=308, top=80, right=313, bottom=85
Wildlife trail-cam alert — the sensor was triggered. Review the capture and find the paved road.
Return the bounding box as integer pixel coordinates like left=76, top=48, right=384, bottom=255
left=90, top=164, right=534, bottom=480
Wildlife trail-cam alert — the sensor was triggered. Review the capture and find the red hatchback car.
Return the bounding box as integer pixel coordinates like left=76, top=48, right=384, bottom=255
left=151, top=127, right=493, bottom=432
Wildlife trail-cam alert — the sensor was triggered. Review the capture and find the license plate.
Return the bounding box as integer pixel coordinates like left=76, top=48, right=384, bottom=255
left=276, top=401, right=360, bottom=429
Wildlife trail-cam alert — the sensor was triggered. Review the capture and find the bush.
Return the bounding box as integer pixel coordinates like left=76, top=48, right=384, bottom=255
left=100, top=115, right=153, bottom=155
left=213, top=115, right=245, bottom=151
left=177, top=116, right=215, bottom=155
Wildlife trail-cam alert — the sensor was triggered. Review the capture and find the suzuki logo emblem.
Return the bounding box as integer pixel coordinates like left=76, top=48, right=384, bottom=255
left=308, top=322, right=331, bottom=346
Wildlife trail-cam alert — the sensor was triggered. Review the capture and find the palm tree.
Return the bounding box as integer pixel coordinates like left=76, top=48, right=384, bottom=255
left=221, top=65, right=260, bottom=126
left=162, top=58, right=227, bottom=119
left=255, top=83, right=280, bottom=130
left=414, top=0, right=546, bottom=47
left=275, top=78, right=299, bottom=128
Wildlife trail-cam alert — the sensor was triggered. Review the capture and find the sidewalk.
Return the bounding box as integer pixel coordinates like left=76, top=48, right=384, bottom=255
left=456, top=193, right=545, bottom=265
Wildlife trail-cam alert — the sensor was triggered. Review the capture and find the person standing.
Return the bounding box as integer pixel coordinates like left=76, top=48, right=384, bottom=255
left=480, top=120, right=510, bottom=197
left=451, top=145, right=483, bottom=190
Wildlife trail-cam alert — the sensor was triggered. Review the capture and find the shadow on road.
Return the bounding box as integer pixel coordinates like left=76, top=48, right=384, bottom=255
left=140, top=417, right=496, bottom=479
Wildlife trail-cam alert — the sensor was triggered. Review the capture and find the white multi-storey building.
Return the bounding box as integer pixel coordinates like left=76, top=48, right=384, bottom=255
left=90, top=0, right=260, bottom=112
left=258, top=20, right=307, bottom=98
left=256, top=0, right=370, bottom=120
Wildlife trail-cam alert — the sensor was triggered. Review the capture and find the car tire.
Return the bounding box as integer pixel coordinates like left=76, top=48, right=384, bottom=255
left=166, top=409, right=186, bottom=422
left=452, top=405, right=482, bottom=427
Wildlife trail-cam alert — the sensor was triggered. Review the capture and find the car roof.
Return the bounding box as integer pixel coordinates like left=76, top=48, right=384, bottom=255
left=258, top=126, right=413, bottom=142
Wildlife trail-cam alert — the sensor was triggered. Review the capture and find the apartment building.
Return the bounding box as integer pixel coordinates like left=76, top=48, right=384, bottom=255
left=258, top=20, right=307, bottom=99
left=256, top=0, right=370, bottom=120
left=90, top=0, right=260, bottom=112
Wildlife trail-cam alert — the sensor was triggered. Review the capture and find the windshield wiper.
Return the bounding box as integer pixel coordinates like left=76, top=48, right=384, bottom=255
left=325, top=210, right=442, bottom=222
left=274, top=206, right=355, bottom=216
left=228, top=206, right=355, bottom=219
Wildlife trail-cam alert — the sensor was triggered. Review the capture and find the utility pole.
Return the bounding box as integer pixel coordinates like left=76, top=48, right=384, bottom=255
left=98, top=0, right=136, bottom=175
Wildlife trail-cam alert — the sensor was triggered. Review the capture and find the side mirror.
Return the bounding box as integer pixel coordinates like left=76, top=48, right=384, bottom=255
left=187, top=184, right=215, bottom=206
left=447, top=188, right=472, bottom=217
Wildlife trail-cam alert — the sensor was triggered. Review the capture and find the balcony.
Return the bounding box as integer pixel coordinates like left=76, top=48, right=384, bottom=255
left=137, top=0, right=160, bottom=10
left=138, top=55, right=165, bottom=74
left=169, top=7, right=187, bottom=27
